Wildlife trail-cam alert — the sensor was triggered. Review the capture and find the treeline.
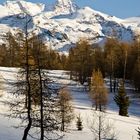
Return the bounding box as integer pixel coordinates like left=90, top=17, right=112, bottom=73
left=0, top=33, right=139, bottom=91
left=0, top=32, right=67, bottom=70
left=67, top=38, right=140, bottom=92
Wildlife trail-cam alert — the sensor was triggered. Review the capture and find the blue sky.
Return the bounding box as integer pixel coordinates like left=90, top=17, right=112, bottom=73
left=0, top=0, right=140, bottom=19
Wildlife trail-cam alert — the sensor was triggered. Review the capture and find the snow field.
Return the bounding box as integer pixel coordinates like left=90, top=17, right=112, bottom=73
left=0, top=67, right=139, bottom=140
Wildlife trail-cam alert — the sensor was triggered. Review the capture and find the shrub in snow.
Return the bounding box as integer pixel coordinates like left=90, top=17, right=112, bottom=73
left=76, top=114, right=83, bottom=131
left=136, top=127, right=140, bottom=140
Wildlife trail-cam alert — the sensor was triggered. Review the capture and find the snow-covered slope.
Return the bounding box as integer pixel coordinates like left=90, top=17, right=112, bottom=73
left=54, top=0, right=78, bottom=14
left=123, top=16, right=140, bottom=27
left=122, top=17, right=140, bottom=38
left=0, top=0, right=139, bottom=53
left=0, top=67, right=139, bottom=140
left=3, top=0, right=45, bottom=16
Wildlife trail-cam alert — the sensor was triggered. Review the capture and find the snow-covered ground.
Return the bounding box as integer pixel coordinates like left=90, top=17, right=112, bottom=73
left=0, top=67, right=139, bottom=140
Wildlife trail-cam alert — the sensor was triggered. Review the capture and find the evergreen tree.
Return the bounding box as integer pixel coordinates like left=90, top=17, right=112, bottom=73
left=114, top=82, right=130, bottom=116
left=76, top=114, right=83, bottom=131
left=136, top=127, right=140, bottom=140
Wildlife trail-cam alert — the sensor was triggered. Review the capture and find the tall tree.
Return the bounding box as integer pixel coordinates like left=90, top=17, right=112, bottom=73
left=7, top=34, right=62, bottom=140
left=0, top=44, right=7, bottom=66
left=104, top=38, right=119, bottom=92
left=131, top=38, right=140, bottom=92
left=20, top=13, right=33, bottom=140
left=114, top=82, right=130, bottom=116
left=68, top=39, right=94, bottom=84
left=56, top=88, right=74, bottom=131
left=24, top=35, right=62, bottom=140
left=32, top=36, right=44, bottom=140
left=132, top=59, right=140, bottom=92
left=90, top=69, right=108, bottom=111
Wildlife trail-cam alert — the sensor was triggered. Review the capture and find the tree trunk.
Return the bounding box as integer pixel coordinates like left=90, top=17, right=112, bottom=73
left=123, top=50, right=127, bottom=83
left=61, top=108, right=65, bottom=131
left=22, top=117, right=32, bottom=140
left=110, top=75, right=112, bottom=93
left=95, top=104, right=98, bottom=110
left=22, top=46, right=32, bottom=140
left=22, top=17, right=32, bottom=140
left=99, top=115, right=101, bottom=140
left=38, top=65, right=44, bottom=140
left=61, top=117, right=65, bottom=131
left=36, top=38, right=44, bottom=140
left=99, top=104, right=102, bottom=112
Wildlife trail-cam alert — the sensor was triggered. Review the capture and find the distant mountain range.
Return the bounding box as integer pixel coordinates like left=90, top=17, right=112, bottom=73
left=0, top=0, right=140, bottom=53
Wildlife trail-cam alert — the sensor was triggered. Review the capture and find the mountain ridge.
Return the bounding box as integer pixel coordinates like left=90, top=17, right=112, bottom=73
left=0, top=0, right=140, bottom=53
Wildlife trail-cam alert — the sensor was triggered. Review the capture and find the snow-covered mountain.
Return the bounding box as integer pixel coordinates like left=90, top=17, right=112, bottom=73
left=0, top=0, right=140, bottom=53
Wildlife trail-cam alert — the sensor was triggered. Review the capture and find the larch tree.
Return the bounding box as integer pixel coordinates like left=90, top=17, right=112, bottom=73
left=7, top=34, right=62, bottom=140
left=21, top=13, right=33, bottom=140
left=132, top=36, right=140, bottom=92
left=104, top=38, right=119, bottom=92
left=22, top=35, right=63, bottom=140
left=56, top=88, right=74, bottom=131
left=0, top=44, right=7, bottom=66
left=133, top=60, right=140, bottom=92
left=90, top=69, right=108, bottom=111
left=89, top=111, right=116, bottom=140
left=68, top=39, right=94, bottom=84
left=30, top=35, right=62, bottom=140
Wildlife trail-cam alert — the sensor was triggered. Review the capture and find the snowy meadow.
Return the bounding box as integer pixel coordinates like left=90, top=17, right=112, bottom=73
left=0, top=67, right=139, bottom=140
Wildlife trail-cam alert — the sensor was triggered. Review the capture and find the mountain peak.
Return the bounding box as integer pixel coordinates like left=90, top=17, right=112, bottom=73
left=54, top=0, right=78, bottom=14
left=0, top=0, right=139, bottom=53
left=3, top=0, right=45, bottom=16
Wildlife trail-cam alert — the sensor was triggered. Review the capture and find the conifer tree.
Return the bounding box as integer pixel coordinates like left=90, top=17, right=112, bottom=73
left=104, top=38, right=118, bottom=92
left=132, top=58, right=140, bottom=92
left=68, top=39, right=94, bottom=84
left=136, top=127, right=140, bottom=140
left=90, top=69, right=108, bottom=111
left=76, top=114, right=83, bottom=131
left=56, top=88, right=74, bottom=131
left=114, top=82, right=130, bottom=116
left=89, top=111, right=116, bottom=140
